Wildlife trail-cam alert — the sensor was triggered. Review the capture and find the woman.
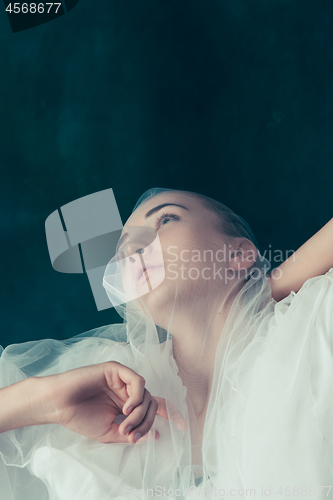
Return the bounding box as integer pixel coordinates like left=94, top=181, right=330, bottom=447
left=1, top=188, right=333, bottom=500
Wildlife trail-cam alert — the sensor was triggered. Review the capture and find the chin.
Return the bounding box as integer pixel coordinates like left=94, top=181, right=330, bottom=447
left=138, top=278, right=178, bottom=329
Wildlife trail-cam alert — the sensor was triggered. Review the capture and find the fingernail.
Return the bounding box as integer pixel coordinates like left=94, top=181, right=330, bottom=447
left=126, top=407, right=133, bottom=414
left=134, top=432, right=142, bottom=442
left=125, top=425, right=133, bottom=435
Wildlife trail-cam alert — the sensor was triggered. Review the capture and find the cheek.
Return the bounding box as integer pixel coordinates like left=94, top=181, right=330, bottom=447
left=162, top=235, right=230, bottom=282
left=160, top=228, right=198, bottom=260
left=163, top=235, right=209, bottom=264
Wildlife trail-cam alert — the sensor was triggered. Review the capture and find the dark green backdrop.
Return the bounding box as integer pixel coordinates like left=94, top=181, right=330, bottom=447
left=0, top=0, right=332, bottom=347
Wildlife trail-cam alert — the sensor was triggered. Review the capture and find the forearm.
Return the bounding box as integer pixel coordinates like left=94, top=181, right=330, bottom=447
left=0, top=377, right=54, bottom=433
left=270, top=217, right=333, bottom=301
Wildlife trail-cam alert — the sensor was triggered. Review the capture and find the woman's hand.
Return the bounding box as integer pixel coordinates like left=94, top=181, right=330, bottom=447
left=36, top=361, right=187, bottom=444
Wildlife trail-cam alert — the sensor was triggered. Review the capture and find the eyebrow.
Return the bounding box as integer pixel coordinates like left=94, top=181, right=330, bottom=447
left=116, top=203, right=188, bottom=253
left=144, top=203, right=189, bottom=219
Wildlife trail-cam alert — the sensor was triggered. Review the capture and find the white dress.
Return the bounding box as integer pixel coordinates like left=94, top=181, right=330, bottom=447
left=1, top=269, right=333, bottom=500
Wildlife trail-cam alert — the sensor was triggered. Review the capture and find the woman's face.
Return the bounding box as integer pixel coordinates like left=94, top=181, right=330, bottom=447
left=116, top=191, right=234, bottom=323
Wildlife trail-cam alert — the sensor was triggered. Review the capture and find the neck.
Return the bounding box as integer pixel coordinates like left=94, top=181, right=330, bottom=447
left=169, top=279, right=242, bottom=417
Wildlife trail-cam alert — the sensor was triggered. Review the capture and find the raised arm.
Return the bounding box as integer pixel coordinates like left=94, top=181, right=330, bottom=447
left=269, top=217, right=333, bottom=302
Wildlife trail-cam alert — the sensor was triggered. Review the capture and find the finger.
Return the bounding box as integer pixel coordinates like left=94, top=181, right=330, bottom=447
left=103, top=362, right=146, bottom=414
left=101, top=422, right=159, bottom=444
left=154, top=397, right=187, bottom=431
left=121, top=374, right=147, bottom=415
left=119, top=389, right=153, bottom=437
left=126, top=398, right=159, bottom=444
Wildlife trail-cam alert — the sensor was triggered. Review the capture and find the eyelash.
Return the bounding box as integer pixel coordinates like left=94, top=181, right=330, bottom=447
left=156, top=213, right=180, bottom=229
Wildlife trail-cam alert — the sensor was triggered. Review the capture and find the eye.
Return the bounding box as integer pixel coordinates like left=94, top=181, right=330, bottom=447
left=156, top=213, right=180, bottom=229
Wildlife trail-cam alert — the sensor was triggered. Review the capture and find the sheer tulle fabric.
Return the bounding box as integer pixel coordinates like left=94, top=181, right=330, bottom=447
left=1, top=190, right=333, bottom=500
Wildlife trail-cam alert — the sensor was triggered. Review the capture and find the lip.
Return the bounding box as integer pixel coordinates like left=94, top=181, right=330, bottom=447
left=137, top=266, right=164, bottom=286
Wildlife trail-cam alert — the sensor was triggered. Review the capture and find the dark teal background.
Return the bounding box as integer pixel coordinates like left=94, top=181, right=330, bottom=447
left=0, top=0, right=332, bottom=347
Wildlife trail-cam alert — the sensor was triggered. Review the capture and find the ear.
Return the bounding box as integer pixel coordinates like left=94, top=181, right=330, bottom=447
left=229, top=238, right=257, bottom=271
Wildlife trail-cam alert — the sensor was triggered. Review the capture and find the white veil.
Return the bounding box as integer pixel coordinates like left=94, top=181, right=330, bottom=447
left=1, top=188, right=332, bottom=500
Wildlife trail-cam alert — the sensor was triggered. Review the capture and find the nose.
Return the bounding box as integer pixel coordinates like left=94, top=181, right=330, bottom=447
left=116, top=226, right=157, bottom=268
left=128, top=244, right=147, bottom=264
left=120, top=240, right=151, bottom=264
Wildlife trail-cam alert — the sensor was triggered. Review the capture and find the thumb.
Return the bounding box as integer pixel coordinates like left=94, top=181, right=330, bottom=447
left=154, top=397, right=188, bottom=431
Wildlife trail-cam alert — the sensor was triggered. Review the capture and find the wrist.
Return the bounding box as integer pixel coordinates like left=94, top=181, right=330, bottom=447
left=35, top=374, right=63, bottom=426
left=0, top=376, right=56, bottom=433
left=16, top=376, right=58, bottom=427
